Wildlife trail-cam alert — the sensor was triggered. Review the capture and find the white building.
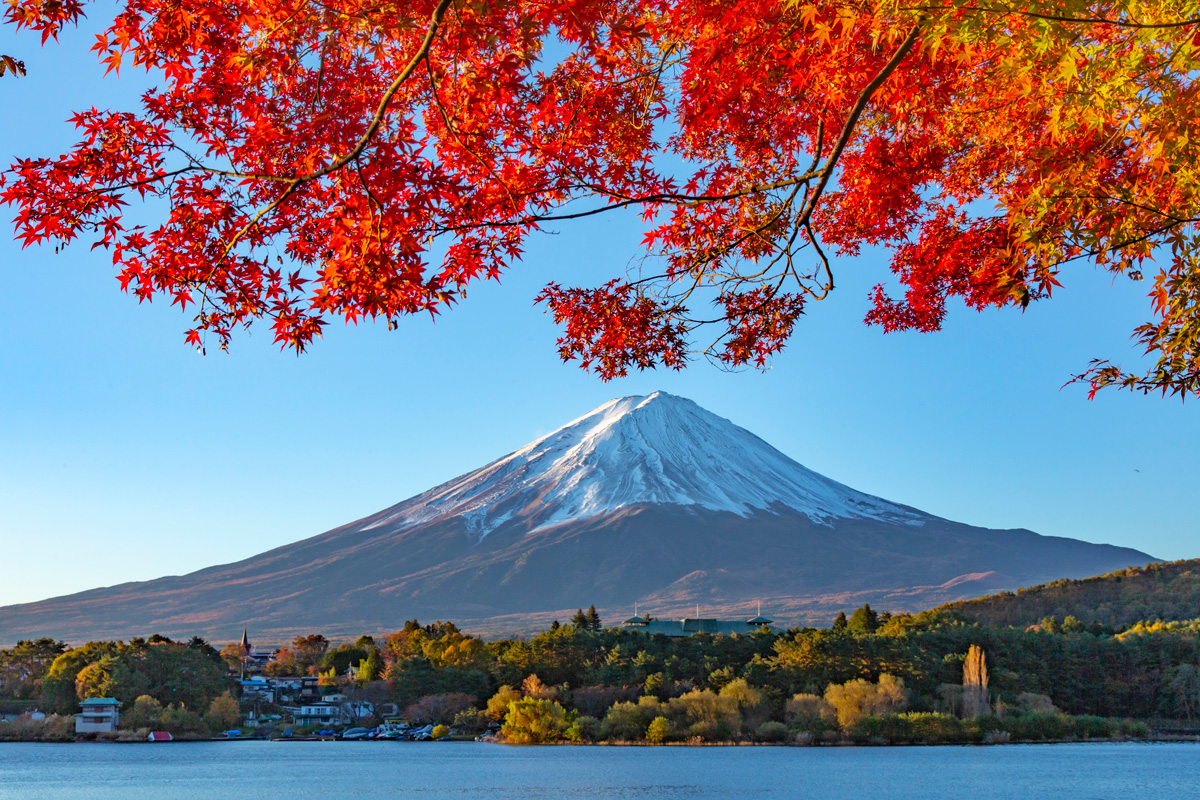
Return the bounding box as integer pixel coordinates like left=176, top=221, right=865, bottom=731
left=285, top=703, right=342, bottom=725
left=75, top=698, right=122, bottom=733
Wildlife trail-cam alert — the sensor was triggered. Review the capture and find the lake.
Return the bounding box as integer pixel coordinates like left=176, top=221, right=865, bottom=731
left=0, top=741, right=1196, bottom=799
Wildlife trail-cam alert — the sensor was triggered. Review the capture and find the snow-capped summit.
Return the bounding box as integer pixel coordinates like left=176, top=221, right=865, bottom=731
left=364, top=391, right=923, bottom=539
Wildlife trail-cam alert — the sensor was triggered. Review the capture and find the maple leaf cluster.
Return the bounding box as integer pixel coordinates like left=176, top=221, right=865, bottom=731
left=3, top=0, right=1200, bottom=395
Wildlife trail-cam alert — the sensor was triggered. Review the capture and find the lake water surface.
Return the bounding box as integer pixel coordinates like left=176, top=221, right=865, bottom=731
left=0, top=741, right=1196, bottom=799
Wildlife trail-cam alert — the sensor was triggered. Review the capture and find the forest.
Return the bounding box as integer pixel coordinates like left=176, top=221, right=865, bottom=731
left=939, top=560, right=1200, bottom=630
left=3, top=594, right=1199, bottom=743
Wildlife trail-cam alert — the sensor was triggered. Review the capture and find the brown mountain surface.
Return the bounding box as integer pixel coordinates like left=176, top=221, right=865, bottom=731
left=0, top=504, right=1151, bottom=643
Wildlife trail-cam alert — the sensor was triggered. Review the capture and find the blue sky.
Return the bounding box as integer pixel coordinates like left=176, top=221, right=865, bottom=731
left=1, top=16, right=1196, bottom=609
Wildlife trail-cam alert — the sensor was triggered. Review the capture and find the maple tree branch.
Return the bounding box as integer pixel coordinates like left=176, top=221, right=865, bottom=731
left=210, top=0, right=454, bottom=270
left=299, top=0, right=454, bottom=183
left=802, top=221, right=834, bottom=300
left=797, top=23, right=923, bottom=226
left=908, top=4, right=1200, bottom=29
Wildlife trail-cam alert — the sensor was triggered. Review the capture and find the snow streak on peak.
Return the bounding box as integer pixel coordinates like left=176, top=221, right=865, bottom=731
left=365, top=391, right=925, bottom=539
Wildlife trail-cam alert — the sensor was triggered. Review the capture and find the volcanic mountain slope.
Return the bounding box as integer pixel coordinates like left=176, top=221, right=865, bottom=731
left=0, top=392, right=1154, bottom=643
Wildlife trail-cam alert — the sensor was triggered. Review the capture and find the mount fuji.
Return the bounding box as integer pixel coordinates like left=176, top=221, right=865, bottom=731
left=0, top=392, right=1153, bottom=643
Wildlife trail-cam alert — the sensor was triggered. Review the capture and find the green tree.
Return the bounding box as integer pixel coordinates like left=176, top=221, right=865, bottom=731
left=832, top=612, right=848, bottom=631
left=586, top=605, right=602, bottom=632
left=321, top=644, right=368, bottom=676
left=501, top=697, right=570, bottom=744
left=74, top=657, right=134, bottom=701
left=848, top=604, right=879, bottom=634
left=0, top=639, right=67, bottom=700
left=569, top=609, right=590, bottom=630
left=357, top=649, right=384, bottom=683
left=158, top=703, right=204, bottom=735
left=121, top=695, right=164, bottom=730
left=40, top=642, right=122, bottom=714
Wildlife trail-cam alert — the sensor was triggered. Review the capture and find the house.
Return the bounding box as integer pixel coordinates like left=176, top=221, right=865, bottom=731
left=620, top=612, right=778, bottom=637
left=246, top=648, right=281, bottom=667
left=240, top=675, right=321, bottom=704
left=75, top=698, right=122, bottom=733
left=284, top=702, right=343, bottom=725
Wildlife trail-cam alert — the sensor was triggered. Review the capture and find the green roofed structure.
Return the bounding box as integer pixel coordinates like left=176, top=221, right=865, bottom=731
left=619, top=608, right=776, bottom=637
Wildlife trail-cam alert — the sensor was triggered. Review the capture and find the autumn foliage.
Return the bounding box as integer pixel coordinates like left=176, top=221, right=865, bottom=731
left=3, top=0, right=1200, bottom=393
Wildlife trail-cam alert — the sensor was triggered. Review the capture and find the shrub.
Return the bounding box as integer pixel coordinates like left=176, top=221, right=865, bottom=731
left=719, top=679, right=769, bottom=732
left=664, top=689, right=741, bottom=742
left=1014, top=692, right=1058, bottom=715
left=785, top=693, right=837, bottom=734
left=501, top=698, right=569, bottom=744
left=824, top=675, right=907, bottom=729
left=601, top=697, right=663, bottom=741
left=900, top=712, right=966, bottom=744
left=755, top=721, right=788, bottom=742
left=431, top=724, right=449, bottom=739
left=452, top=707, right=489, bottom=733
left=0, top=714, right=75, bottom=742
left=848, top=712, right=972, bottom=744
left=564, top=715, right=599, bottom=743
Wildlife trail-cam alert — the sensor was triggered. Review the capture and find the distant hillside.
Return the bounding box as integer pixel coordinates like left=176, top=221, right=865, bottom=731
left=937, top=559, right=1200, bottom=629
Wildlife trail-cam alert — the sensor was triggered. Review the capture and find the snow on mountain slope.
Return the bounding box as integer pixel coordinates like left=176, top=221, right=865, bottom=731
left=364, top=392, right=925, bottom=539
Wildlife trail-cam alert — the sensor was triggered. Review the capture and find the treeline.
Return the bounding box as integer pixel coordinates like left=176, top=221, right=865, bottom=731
left=938, top=560, right=1200, bottom=630
left=4, top=604, right=1200, bottom=743
left=0, top=634, right=239, bottom=739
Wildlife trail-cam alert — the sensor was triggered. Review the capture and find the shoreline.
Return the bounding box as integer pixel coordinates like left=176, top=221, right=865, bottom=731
left=4, top=734, right=1199, bottom=746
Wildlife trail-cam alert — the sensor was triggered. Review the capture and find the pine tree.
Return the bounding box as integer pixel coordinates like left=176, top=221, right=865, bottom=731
left=848, top=604, right=879, bottom=633
left=832, top=612, right=848, bottom=631
left=586, top=605, right=602, bottom=631
left=569, top=609, right=589, bottom=629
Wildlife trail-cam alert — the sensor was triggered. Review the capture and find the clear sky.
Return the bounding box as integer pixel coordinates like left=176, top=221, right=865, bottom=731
left=1, top=15, right=1196, bottom=609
